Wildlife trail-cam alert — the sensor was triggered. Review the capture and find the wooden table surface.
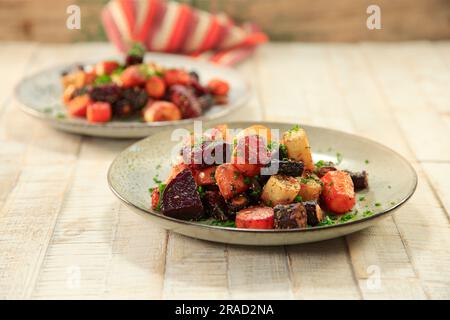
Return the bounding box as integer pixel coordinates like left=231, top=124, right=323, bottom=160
left=0, top=41, right=449, bottom=300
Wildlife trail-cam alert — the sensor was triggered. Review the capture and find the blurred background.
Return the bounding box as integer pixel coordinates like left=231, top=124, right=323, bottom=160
left=1, top=0, right=449, bottom=43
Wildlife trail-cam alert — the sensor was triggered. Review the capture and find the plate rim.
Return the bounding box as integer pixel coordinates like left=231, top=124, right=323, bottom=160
left=14, top=53, right=251, bottom=130
left=107, top=121, right=418, bottom=234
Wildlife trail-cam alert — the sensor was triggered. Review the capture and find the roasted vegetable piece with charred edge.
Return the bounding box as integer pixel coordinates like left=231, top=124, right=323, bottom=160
left=302, top=201, right=323, bottom=226
left=282, top=127, right=314, bottom=171
left=315, top=166, right=337, bottom=178
left=345, top=170, right=369, bottom=191
left=160, top=169, right=204, bottom=220
left=266, top=159, right=304, bottom=176
left=227, top=194, right=250, bottom=213
left=202, top=190, right=228, bottom=221
left=273, top=203, right=307, bottom=229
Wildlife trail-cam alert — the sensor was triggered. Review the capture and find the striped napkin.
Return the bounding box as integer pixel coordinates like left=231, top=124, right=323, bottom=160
left=101, top=0, right=268, bottom=65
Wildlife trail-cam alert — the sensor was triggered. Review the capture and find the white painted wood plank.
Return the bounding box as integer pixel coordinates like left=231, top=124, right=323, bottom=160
left=422, top=162, right=450, bottom=219
left=163, top=234, right=229, bottom=299
left=0, top=42, right=37, bottom=112
left=0, top=43, right=37, bottom=209
left=326, top=44, right=427, bottom=299
left=31, top=138, right=166, bottom=299
left=287, top=238, right=361, bottom=299
left=227, top=246, right=292, bottom=299
left=360, top=43, right=450, bottom=162
left=0, top=44, right=85, bottom=299
left=392, top=42, right=450, bottom=114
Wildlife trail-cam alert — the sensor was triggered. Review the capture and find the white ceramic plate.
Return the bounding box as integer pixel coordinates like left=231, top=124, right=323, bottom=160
left=14, top=53, right=250, bottom=138
left=108, top=121, right=417, bottom=245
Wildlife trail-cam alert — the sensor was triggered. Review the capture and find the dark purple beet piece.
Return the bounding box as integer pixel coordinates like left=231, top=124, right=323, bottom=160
left=169, top=85, right=202, bottom=118
left=161, top=169, right=204, bottom=220
left=180, top=140, right=232, bottom=169
left=202, top=190, right=228, bottom=221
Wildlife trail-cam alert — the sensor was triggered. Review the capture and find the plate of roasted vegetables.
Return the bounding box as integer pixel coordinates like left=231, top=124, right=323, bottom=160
left=108, top=122, right=417, bottom=245
left=14, top=44, right=249, bottom=138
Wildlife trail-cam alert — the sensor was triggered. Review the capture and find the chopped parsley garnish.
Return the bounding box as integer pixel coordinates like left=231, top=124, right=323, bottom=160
left=359, top=196, right=366, bottom=201
left=289, top=124, right=301, bottom=133
left=152, top=183, right=166, bottom=211
left=315, top=160, right=335, bottom=168
left=267, top=141, right=277, bottom=151
left=318, top=212, right=358, bottom=226
left=251, top=190, right=261, bottom=197
left=94, top=74, right=112, bottom=85
left=279, top=144, right=288, bottom=160
left=315, top=160, right=325, bottom=168
left=153, top=175, right=162, bottom=184
left=127, top=42, right=145, bottom=57
left=244, top=177, right=251, bottom=185
left=365, top=159, right=370, bottom=165
left=56, top=112, right=66, bottom=119
left=197, top=186, right=205, bottom=198
left=294, top=195, right=303, bottom=203
left=375, top=202, right=381, bottom=207
left=363, top=210, right=374, bottom=217
left=336, top=152, right=343, bottom=165
left=339, top=213, right=357, bottom=222
left=111, top=66, right=125, bottom=76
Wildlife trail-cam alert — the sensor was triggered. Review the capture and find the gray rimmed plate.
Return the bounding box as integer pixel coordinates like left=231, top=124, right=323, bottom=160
left=14, top=53, right=250, bottom=138
left=107, top=121, right=417, bottom=245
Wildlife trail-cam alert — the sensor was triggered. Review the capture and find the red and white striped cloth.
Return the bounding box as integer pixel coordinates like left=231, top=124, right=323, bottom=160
left=101, top=0, right=268, bottom=65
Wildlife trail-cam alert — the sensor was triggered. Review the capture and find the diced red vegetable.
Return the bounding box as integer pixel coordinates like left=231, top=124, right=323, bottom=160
left=207, top=79, right=230, bottom=96
left=232, top=162, right=261, bottom=177
left=236, top=206, right=274, bottom=229
left=321, top=171, right=356, bottom=214
left=95, top=61, right=120, bottom=76
left=164, top=69, right=190, bottom=86
left=195, top=166, right=217, bottom=185
left=214, top=163, right=249, bottom=200
left=86, top=102, right=112, bottom=123
left=67, top=94, right=91, bottom=117
left=120, top=65, right=146, bottom=87
left=142, top=101, right=182, bottom=122
left=151, top=188, right=160, bottom=210
left=232, top=134, right=271, bottom=177
left=145, top=76, right=166, bottom=98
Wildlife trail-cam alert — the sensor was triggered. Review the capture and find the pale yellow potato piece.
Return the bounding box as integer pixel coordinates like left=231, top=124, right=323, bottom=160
left=282, top=128, right=314, bottom=171
left=261, top=175, right=301, bottom=206
left=297, top=177, right=322, bottom=201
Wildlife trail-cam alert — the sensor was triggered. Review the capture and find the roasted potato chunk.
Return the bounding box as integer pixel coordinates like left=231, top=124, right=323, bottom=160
left=282, top=127, right=314, bottom=171
left=261, top=175, right=301, bottom=206
left=297, top=176, right=322, bottom=202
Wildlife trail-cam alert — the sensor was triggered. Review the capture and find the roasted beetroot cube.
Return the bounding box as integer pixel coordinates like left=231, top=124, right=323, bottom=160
left=273, top=203, right=307, bottom=229
left=161, top=169, right=204, bottom=220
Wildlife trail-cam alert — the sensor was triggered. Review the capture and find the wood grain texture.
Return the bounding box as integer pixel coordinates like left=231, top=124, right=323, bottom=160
left=324, top=44, right=427, bottom=299
left=0, top=0, right=449, bottom=42
left=0, top=42, right=449, bottom=299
